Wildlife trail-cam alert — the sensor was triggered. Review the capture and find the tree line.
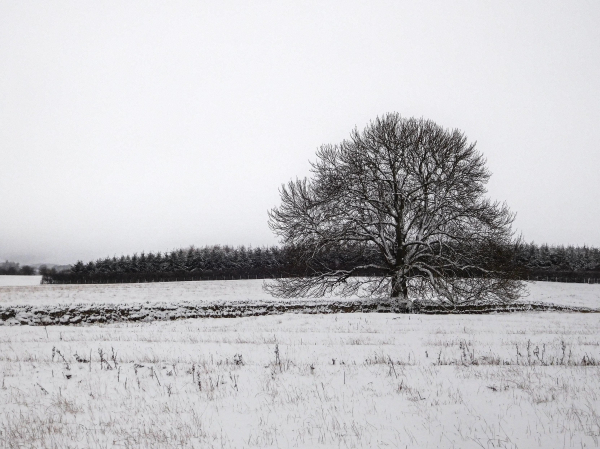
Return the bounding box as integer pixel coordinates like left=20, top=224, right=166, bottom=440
left=0, top=262, right=36, bottom=275
left=518, top=243, right=600, bottom=272
left=39, top=242, right=600, bottom=284
left=42, top=245, right=304, bottom=284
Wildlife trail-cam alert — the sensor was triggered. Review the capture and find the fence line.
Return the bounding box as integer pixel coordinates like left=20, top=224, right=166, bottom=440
left=41, top=273, right=600, bottom=285
left=42, top=273, right=286, bottom=285
left=528, top=276, right=599, bottom=284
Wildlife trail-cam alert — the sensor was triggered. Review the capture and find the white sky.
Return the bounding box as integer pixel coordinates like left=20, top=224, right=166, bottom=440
left=1, top=1, right=599, bottom=264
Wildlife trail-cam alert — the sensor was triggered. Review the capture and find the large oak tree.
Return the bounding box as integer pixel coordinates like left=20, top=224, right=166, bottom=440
left=267, top=113, right=524, bottom=305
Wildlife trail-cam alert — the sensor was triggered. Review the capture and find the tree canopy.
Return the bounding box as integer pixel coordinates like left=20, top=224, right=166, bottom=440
left=267, top=113, right=524, bottom=305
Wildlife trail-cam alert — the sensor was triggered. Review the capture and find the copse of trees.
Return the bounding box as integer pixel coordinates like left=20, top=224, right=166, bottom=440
left=43, top=245, right=308, bottom=284
left=39, top=242, right=600, bottom=285
left=517, top=243, right=600, bottom=272
left=516, top=243, right=600, bottom=282
left=0, top=261, right=36, bottom=275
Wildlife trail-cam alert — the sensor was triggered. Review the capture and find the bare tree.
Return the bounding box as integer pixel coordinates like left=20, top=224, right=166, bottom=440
left=267, top=113, right=524, bottom=305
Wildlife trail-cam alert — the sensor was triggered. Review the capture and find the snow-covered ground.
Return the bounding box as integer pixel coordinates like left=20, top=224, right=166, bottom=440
left=1, top=280, right=599, bottom=448
left=0, top=278, right=273, bottom=305
left=0, top=275, right=42, bottom=286
left=1, top=278, right=599, bottom=308
left=521, top=281, right=600, bottom=308
left=1, top=312, right=599, bottom=448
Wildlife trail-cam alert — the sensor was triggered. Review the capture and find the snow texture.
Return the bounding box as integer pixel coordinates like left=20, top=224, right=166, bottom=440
left=0, top=275, right=42, bottom=287
left=0, top=280, right=599, bottom=327
left=1, top=278, right=599, bottom=307
left=1, top=312, right=599, bottom=448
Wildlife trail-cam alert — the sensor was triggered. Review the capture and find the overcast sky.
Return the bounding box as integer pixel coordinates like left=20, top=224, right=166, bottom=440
left=1, top=1, right=599, bottom=264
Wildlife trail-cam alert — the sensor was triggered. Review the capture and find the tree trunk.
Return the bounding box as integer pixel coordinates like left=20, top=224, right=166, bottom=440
left=391, top=272, right=408, bottom=300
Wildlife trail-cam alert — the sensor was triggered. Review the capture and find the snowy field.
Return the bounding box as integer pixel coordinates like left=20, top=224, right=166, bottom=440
left=1, top=277, right=599, bottom=308
left=1, top=280, right=599, bottom=448
left=1, top=312, right=599, bottom=448
left=0, top=275, right=42, bottom=287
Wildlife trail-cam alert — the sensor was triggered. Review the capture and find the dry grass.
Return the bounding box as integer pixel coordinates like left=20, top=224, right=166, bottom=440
left=0, top=312, right=599, bottom=448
